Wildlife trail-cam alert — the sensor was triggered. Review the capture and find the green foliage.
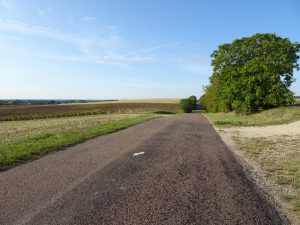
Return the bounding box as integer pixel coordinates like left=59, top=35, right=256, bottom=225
left=199, top=94, right=207, bottom=110
left=203, top=33, right=300, bottom=114
left=187, top=95, right=197, bottom=110
left=188, top=96, right=197, bottom=104
left=179, top=99, right=193, bottom=113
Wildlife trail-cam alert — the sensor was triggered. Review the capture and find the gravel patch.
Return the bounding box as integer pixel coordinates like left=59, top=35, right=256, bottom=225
left=221, top=120, right=300, bottom=138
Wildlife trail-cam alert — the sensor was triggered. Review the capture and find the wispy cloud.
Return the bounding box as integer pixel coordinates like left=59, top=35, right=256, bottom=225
left=0, top=18, right=207, bottom=66
left=0, top=18, right=171, bottom=65
left=0, top=18, right=124, bottom=48
left=42, top=53, right=156, bottom=66
left=42, top=54, right=127, bottom=66
left=124, top=42, right=181, bottom=56
left=0, top=18, right=78, bottom=43
left=0, top=34, right=27, bottom=40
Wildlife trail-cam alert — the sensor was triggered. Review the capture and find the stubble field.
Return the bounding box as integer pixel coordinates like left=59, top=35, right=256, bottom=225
left=0, top=100, right=179, bottom=170
left=0, top=101, right=179, bottom=121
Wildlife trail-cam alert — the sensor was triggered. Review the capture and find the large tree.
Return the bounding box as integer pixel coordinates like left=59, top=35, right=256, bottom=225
left=203, top=33, right=300, bottom=113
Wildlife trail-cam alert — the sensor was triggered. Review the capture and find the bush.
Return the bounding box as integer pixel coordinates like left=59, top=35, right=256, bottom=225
left=188, top=95, right=197, bottom=109
left=179, top=99, right=193, bottom=113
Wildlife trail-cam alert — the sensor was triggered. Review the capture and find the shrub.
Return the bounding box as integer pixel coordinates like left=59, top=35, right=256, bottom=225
left=179, top=99, right=193, bottom=113
left=188, top=95, right=197, bottom=109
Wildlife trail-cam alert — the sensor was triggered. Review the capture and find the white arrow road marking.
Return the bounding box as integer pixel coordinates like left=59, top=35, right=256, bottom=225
left=133, top=152, right=145, bottom=156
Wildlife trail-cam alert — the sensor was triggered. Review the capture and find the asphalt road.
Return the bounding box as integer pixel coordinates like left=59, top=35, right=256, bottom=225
left=0, top=114, right=289, bottom=225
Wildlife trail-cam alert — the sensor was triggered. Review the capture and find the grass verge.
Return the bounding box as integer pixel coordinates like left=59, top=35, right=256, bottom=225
left=207, top=106, right=300, bottom=223
left=205, top=106, right=300, bottom=126
left=232, top=136, right=300, bottom=222
left=0, top=114, right=157, bottom=170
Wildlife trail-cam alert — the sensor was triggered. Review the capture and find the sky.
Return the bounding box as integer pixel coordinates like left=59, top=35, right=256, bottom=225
left=0, top=0, right=300, bottom=99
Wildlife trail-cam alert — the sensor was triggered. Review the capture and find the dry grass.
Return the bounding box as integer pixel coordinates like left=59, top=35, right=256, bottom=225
left=205, top=106, right=300, bottom=126
left=0, top=100, right=179, bottom=168
left=0, top=114, right=136, bottom=144
left=0, top=114, right=157, bottom=169
left=235, top=136, right=300, bottom=222
left=215, top=123, right=300, bottom=223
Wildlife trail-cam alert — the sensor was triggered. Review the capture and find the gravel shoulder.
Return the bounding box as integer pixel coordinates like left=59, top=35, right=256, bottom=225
left=220, top=120, right=300, bottom=138
left=0, top=114, right=290, bottom=225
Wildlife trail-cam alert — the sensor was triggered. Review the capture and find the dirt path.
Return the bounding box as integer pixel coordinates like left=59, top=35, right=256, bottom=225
left=219, top=120, right=300, bottom=138
left=0, top=114, right=289, bottom=225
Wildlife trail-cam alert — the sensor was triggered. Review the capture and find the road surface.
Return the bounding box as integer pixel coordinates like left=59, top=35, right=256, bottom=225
left=0, top=114, right=289, bottom=225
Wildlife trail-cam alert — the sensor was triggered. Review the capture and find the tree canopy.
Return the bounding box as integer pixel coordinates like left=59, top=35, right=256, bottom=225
left=201, top=33, right=300, bottom=113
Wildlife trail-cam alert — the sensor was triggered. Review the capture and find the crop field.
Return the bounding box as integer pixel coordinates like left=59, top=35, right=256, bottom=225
left=0, top=113, right=158, bottom=170
left=87, top=98, right=180, bottom=104
left=0, top=99, right=180, bottom=169
left=0, top=102, right=179, bottom=121
left=1, top=114, right=135, bottom=144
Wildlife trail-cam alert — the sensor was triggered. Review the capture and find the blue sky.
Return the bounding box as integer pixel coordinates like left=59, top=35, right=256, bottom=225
left=1, top=0, right=299, bottom=99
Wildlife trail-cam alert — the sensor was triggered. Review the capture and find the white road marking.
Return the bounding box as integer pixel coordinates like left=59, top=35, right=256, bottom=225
left=133, top=152, right=145, bottom=156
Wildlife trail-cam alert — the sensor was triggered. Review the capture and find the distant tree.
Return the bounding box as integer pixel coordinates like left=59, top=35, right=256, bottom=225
left=188, top=95, right=197, bottom=109
left=203, top=33, right=300, bottom=113
left=179, top=99, right=193, bottom=113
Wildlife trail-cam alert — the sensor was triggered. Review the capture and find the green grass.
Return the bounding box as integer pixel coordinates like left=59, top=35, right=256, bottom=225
left=205, top=106, right=300, bottom=126
left=0, top=114, right=157, bottom=170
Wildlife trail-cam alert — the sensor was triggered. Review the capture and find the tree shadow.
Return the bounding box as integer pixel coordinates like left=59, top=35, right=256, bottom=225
left=153, top=111, right=176, bottom=115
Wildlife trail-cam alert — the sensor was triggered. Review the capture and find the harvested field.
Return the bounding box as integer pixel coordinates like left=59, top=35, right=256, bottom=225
left=0, top=102, right=179, bottom=121
left=0, top=114, right=157, bottom=169
left=0, top=114, right=137, bottom=144
left=87, top=98, right=180, bottom=104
